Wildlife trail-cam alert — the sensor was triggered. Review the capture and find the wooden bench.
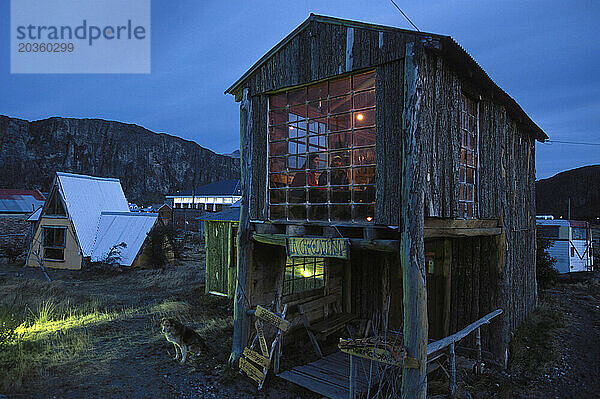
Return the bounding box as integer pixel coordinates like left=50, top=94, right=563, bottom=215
left=298, top=294, right=356, bottom=358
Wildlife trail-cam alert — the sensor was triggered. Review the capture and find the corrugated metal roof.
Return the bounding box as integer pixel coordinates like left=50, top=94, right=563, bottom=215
left=56, top=172, right=130, bottom=257
left=166, top=180, right=241, bottom=198
left=0, top=189, right=45, bottom=214
left=225, top=13, right=547, bottom=142
left=90, top=211, right=158, bottom=267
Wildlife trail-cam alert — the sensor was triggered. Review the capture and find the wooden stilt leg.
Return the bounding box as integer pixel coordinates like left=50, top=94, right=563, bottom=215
left=449, top=342, right=456, bottom=397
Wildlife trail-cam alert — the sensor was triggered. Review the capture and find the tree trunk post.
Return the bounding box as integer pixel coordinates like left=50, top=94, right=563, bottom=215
left=400, top=42, right=428, bottom=399
left=230, top=88, right=253, bottom=364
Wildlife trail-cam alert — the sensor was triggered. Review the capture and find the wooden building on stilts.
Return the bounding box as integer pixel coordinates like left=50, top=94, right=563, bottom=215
left=225, top=14, right=547, bottom=398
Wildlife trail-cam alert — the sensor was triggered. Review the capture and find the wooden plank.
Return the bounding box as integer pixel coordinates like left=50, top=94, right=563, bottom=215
left=400, top=41, right=428, bottom=399
left=243, top=347, right=270, bottom=369
left=340, top=346, right=419, bottom=369
left=287, top=236, right=349, bottom=259
left=255, top=320, right=269, bottom=357
left=255, top=305, right=290, bottom=332
left=424, top=218, right=499, bottom=229
left=424, top=227, right=502, bottom=238
left=239, top=357, right=265, bottom=385
left=253, top=232, right=399, bottom=253
left=278, top=369, right=349, bottom=399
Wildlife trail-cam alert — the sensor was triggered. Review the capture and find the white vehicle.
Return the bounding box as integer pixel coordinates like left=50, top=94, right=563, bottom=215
left=536, top=217, right=594, bottom=273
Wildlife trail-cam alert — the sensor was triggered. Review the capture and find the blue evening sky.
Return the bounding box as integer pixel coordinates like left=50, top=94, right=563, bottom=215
left=0, top=1, right=598, bottom=179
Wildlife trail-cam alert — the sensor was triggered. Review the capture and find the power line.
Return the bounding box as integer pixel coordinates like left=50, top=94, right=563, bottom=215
left=543, top=140, right=600, bottom=146
left=389, top=0, right=420, bottom=32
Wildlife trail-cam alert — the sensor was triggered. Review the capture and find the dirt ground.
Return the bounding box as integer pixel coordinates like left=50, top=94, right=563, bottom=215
left=456, top=273, right=600, bottom=399
left=1, top=237, right=599, bottom=398
left=0, top=234, right=315, bottom=399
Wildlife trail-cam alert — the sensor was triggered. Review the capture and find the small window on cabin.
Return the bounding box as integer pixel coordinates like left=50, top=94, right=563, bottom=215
left=572, top=227, right=586, bottom=240
left=42, top=226, right=66, bottom=261
left=268, top=71, right=376, bottom=223
left=45, top=190, right=66, bottom=216
left=537, top=225, right=559, bottom=239
left=458, top=94, right=479, bottom=219
left=283, top=257, right=325, bottom=296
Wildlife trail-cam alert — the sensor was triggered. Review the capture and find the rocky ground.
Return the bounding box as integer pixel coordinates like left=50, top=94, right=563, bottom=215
left=1, top=236, right=598, bottom=398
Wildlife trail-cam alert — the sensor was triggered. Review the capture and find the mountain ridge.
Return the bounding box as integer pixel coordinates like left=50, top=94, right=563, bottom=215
left=536, top=164, right=600, bottom=221
left=0, top=115, right=240, bottom=203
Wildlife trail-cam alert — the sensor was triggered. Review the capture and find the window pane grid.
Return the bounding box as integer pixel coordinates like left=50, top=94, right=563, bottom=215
left=459, top=94, right=478, bottom=219
left=283, top=257, right=325, bottom=296
left=268, top=71, right=376, bottom=223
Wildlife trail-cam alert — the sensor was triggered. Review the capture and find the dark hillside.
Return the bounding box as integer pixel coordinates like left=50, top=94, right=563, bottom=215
left=0, top=115, right=240, bottom=203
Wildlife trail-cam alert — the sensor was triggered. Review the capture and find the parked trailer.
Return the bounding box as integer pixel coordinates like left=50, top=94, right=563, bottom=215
left=536, top=217, right=594, bottom=273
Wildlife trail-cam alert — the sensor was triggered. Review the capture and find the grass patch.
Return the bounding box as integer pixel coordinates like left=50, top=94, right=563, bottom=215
left=509, top=297, right=564, bottom=375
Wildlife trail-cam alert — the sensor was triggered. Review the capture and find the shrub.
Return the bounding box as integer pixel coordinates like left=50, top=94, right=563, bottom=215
left=536, top=232, right=559, bottom=288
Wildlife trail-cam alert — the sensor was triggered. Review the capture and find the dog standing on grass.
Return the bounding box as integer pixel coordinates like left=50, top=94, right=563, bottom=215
left=161, top=318, right=208, bottom=363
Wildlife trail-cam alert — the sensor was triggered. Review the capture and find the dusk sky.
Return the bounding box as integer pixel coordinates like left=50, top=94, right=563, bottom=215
left=1, top=1, right=598, bottom=179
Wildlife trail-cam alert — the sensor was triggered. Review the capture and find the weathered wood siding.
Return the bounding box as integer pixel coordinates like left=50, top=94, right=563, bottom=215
left=419, top=50, right=538, bottom=360
left=242, top=21, right=417, bottom=97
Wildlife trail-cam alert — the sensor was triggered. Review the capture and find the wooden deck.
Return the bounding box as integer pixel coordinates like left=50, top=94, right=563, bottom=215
left=278, top=349, right=447, bottom=398
left=277, top=351, right=390, bottom=399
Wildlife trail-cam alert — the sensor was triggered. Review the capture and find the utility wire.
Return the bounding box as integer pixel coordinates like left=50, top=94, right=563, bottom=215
left=389, top=0, right=420, bottom=32
left=543, top=140, right=600, bottom=146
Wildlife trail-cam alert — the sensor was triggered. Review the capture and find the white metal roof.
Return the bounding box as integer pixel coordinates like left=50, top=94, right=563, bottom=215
left=90, top=211, right=158, bottom=267
left=56, top=172, right=130, bottom=256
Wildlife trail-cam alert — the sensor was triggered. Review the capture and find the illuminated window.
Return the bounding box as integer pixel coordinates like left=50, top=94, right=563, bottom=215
left=459, top=94, right=478, bottom=219
left=268, top=71, right=376, bottom=223
left=283, top=257, right=325, bottom=295
left=42, top=226, right=66, bottom=261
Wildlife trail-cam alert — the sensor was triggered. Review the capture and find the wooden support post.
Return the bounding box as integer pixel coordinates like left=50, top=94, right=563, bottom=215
left=349, top=354, right=358, bottom=399
left=449, top=342, right=456, bottom=397
left=475, top=326, right=483, bottom=374
left=443, top=239, right=452, bottom=337
left=400, top=42, right=427, bottom=399
left=230, top=88, right=253, bottom=364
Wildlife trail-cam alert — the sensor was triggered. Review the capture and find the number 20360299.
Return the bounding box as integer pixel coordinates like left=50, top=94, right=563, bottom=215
left=18, top=42, right=74, bottom=52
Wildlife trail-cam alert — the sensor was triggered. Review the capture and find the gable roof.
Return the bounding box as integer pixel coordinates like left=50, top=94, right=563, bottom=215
left=225, top=14, right=547, bottom=142
left=166, top=179, right=241, bottom=198
left=54, top=172, right=130, bottom=257
left=90, top=211, right=158, bottom=266
left=0, top=189, right=45, bottom=214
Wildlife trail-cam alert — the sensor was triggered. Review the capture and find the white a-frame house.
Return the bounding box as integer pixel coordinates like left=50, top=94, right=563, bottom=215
left=27, top=172, right=160, bottom=270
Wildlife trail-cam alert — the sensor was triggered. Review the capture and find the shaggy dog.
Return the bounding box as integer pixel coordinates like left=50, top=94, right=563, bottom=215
left=161, top=318, right=207, bottom=363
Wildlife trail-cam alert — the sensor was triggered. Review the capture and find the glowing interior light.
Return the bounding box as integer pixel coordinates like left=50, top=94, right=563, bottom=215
left=289, top=126, right=295, bottom=129
left=366, top=216, right=373, bottom=222
left=356, top=113, right=364, bottom=121
left=301, top=269, right=313, bottom=278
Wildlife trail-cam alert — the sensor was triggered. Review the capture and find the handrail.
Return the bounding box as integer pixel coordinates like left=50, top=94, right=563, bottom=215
left=427, top=308, right=503, bottom=355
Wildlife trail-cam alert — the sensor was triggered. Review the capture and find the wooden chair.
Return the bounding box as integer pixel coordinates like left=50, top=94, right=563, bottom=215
left=298, top=294, right=356, bottom=357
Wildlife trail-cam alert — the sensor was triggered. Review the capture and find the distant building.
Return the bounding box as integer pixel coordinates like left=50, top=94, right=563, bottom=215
left=165, top=179, right=241, bottom=213
left=0, top=190, right=46, bottom=258
left=537, top=217, right=594, bottom=273
left=27, top=172, right=167, bottom=270
left=0, top=189, right=45, bottom=217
